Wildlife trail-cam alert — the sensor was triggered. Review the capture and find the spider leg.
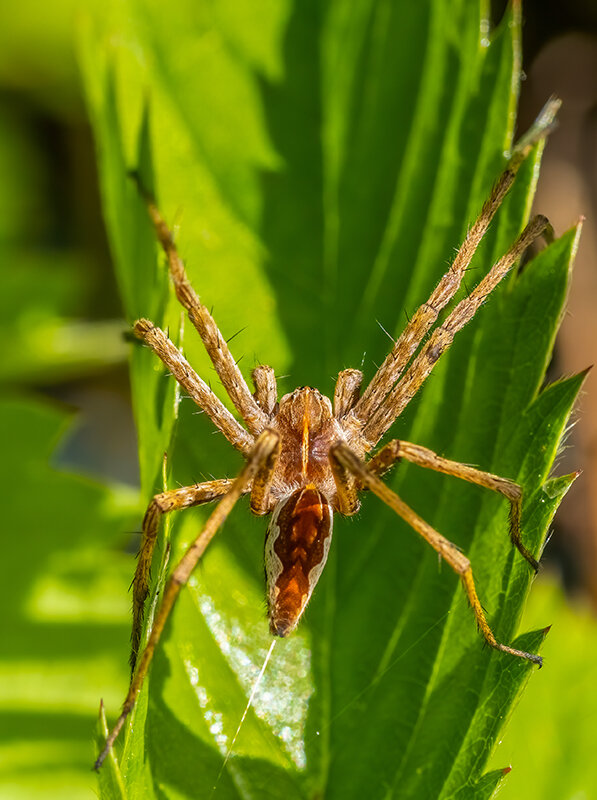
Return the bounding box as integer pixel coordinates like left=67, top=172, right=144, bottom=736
left=134, top=318, right=254, bottom=455
left=363, top=214, right=552, bottom=446
left=352, top=170, right=515, bottom=427
left=334, top=369, right=364, bottom=419
left=330, top=441, right=543, bottom=665
left=367, top=439, right=537, bottom=571
left=138, top=183, right=269, bottom=436
left=131, top=478, right=237, bottom=672
left=94, top=429, right=280, bottom=771
left=252, top=365, right=278, bottom=416
left=329, top=443, right=360, bottom=515
left=352, top=98, right=560, bottom=431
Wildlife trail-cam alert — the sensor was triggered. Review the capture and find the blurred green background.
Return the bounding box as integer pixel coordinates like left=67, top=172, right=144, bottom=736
left=0, top=1, right=141, bottom=798
left=1, top=1, right=596, bottom=799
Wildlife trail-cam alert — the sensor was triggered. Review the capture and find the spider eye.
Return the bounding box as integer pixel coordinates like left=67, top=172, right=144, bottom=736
left=265, top=486, right=333, bottom=636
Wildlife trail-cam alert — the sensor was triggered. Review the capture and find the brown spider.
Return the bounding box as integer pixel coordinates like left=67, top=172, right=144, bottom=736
left=95, top=100, right=560, bottom=770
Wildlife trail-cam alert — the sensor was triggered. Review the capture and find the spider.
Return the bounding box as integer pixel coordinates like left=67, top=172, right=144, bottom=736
left=95, top=100, right=560, bottom=770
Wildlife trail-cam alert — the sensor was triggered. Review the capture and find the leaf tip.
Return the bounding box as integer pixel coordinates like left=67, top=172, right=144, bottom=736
left=579, top=364, right=593, bottom=379
left=502, top=765, right=513, bottom=776
left=567, top=216, right=585, bottom=261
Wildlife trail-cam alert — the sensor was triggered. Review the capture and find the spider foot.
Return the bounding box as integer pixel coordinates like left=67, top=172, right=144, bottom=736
left=495, top=641, right=543, bottom=667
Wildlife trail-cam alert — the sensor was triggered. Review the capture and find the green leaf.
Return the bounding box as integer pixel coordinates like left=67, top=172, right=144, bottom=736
left=0, top=397, right=137, bottom=800
left=489, top=578, right=597, bottom=799
left=96, top=703, right=128, bottom=800
left=80, top=1, right=583, bottom=797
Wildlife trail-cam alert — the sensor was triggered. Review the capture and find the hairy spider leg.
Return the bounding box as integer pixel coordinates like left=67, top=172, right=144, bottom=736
left=352, top=98, right=561, bottom=432
left=363, top=214, right=552, bottom=445
left=330, top=441, right=543, bottom=665
left=131, top=478, right=235, bottom=671
left=135, top=178, right=269, bottom=437
left=135, top=318, right=254, bottom=455
left=94, top=429, right=280, bottom=771
left=352, top=169, right=515, bottom=426
left=334, top=368, right=364, bottom=419
left=251, top=364, right=278, bottom=416
left=329, top=445, right=360, bottom=515
left=366, top=439, right=536, bottom=571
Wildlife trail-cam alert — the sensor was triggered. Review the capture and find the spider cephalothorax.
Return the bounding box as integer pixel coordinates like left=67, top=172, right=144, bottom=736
left=270, top=387, right=346, bottom=498
left=95, top=100, right=562, bottom=770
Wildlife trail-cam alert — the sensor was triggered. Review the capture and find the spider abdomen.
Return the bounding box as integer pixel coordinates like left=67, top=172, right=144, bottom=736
left=265, top=486, right=333, bottom=636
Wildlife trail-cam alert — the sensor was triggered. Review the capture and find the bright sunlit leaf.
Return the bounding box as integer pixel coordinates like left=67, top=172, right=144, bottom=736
left=80, top=1, right=583, bottom=797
